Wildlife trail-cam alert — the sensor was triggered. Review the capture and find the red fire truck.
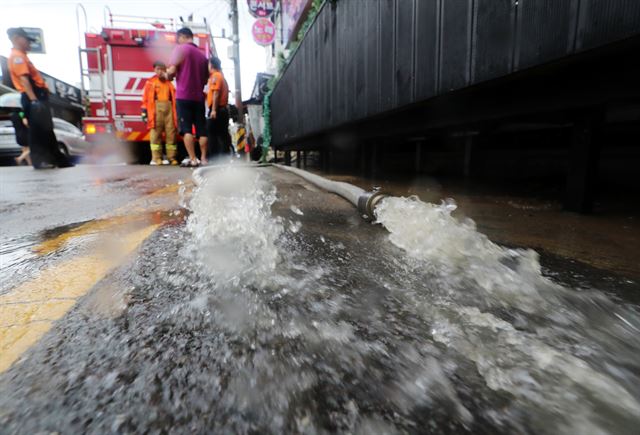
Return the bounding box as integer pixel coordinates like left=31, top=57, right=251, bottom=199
left=76, top=6, right=216, bottom=159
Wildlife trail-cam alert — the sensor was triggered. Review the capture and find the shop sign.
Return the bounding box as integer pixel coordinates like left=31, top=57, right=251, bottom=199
left=252, top=18, right=276, bottom=46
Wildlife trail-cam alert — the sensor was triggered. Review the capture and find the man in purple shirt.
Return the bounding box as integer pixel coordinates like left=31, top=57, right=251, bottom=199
left=165, top=27, right=209, bottom=167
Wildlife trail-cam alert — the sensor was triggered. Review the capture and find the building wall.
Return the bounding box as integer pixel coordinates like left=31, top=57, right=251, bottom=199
left=270, top=0, right=640, bottom=146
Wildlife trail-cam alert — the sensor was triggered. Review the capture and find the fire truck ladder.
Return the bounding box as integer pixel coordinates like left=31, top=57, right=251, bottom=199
left=76, top=4, right=108, bottom=118
left=103, top=6, right=215, bottom=57
left=103, top=5, right=175, bottom=30
left=78, top=47, right=108, bottom=116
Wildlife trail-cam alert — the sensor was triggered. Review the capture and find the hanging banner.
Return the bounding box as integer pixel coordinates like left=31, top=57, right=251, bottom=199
left=282, top=0, right=312, bottom=46
left=251, top=18, right=276, bottom=46
left=247, top=0, right=276, bottom=18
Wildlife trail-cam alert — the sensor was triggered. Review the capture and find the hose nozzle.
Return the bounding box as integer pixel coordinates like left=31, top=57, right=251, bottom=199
left=357, top=189, right=387, bottom=222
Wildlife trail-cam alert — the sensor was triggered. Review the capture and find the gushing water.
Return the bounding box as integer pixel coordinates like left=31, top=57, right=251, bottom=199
left=186, top=165, right=282, bottom=286
left=375, top=196, right=640, bottom=434
left=176, top=167, right=640, bottom=434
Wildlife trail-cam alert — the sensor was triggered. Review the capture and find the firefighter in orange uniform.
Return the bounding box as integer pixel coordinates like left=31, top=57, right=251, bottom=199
left=141, top=61, right=178, bottom=165
left=206, top=56, right=232, bottom=157
left=7, top=27, right=72, bottom=169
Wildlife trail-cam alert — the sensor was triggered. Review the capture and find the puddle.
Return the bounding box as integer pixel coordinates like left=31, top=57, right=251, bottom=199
left=0, top=210, right=184, bottom=295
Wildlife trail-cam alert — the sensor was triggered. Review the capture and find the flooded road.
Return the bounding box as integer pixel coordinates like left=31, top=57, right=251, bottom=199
left=0, top=165, right=639, bottom=434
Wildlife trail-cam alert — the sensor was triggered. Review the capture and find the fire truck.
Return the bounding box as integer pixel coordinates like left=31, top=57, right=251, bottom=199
left=76, top=6, right=216, bottom=160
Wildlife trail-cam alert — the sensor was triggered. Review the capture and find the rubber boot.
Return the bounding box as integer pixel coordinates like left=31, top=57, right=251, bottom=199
left=150, top=144, right=163, bottom=165
left=166, top=144, right=179, bottom=166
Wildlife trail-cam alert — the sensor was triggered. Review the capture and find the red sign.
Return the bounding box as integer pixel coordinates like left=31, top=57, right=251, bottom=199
left=251, top=18, right=276, bottom=46
left=247, top=0, right=276, bottom=18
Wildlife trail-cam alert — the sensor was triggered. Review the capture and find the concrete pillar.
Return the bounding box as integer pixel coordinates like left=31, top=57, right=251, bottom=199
left=463, top=136, right=474, bottom=178
left=369, top=143, right=378, bottom=180
left=358, top=144, right=367, bottom=178
left=321, top=147, right=329, bottom=173
left=302, top=151, right=307, bottom=168
left=565, top=115, right=602, bottom=213
left=284, top=150, right=292, bottom=166
left=296, top=150, right=301, bottom=168
left=415, top=141, right=423, bottom=173
left=325, top=148, right=332, bottom=174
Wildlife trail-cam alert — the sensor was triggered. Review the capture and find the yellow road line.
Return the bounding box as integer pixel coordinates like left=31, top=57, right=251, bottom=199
left=33, top=183, right=180, bottom=256
left=0, top=224, right=159, bottom=373
left=0, top=181, right=186, bottom=373
left=34, top=215, right=145, bottom=255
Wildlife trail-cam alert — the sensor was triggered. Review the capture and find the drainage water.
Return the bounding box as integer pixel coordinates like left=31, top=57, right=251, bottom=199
left=182, top=166, right=640, bottom=434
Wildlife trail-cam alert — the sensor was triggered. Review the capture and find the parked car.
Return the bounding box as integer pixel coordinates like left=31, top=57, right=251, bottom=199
left=52, top=118, right=92, bottom=158
left=0, top=119, right=21, bottom=159
left=0, top=117, right=91, bottom=164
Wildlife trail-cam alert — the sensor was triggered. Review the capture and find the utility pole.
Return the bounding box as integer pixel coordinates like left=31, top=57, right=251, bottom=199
left=230, top=0, right=243, bottom=126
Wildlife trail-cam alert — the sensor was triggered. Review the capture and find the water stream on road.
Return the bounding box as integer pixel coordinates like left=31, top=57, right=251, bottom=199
left=180, top=166, right=640, bottom=434
left=3, top=165, right=638, bottom=434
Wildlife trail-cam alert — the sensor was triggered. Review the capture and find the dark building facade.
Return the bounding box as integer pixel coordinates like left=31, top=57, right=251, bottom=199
left=270, top=0, right=640, bottom=212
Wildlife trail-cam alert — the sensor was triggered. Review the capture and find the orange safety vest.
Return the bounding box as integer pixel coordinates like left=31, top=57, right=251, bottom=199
left=207, top=70, right=229, bottom=109
left=8, top=48, right=48, bottom=93
left=141, top=75, right=177, bottom=129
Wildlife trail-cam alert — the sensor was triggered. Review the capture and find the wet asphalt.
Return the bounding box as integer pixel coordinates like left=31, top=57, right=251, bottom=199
left=0, top=167, right=500, bottom=434
left=0, top=164, right=638, bottom=434
left=0, top=165, right=187, bottom=237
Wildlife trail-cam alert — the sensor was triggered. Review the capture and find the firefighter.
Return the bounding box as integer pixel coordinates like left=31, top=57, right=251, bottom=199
left=141, top=61, right=178, bottom=165
left=206, top=56, right=232, bottom=157
left=7, top=27, right=72, bottom=169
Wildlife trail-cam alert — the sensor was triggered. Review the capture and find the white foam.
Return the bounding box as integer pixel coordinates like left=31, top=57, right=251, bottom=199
left=185, top=165, right=283, bottom=286
left=376, top=195, right=640, bottom=432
